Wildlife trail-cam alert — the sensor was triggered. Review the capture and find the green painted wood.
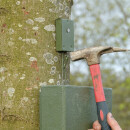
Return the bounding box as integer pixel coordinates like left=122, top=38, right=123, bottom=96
left=40, top=85, right=112, bottom=130
left=56, top=19, right=74, bottom=52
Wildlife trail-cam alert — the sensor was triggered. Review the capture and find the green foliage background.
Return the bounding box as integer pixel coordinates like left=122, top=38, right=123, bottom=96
left=71, top=0, right=130, bottom=129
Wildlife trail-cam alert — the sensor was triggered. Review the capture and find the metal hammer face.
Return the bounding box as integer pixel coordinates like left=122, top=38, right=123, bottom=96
left=70, top=46, right=129, bottom=66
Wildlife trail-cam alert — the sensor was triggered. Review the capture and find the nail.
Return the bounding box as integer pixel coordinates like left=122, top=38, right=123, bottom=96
left=93, top=126, right=98, bottom=130
left=95, top=126, right=100, bottom=130
left=94, top=126, right=96, bottom=129
left=109, top=112, right=114, bottom=118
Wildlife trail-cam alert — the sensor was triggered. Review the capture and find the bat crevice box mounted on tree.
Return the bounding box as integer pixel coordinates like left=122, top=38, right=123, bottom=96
left=56, top=18, right=74, bottom=52
left=39, top=19, right=113, bottom=130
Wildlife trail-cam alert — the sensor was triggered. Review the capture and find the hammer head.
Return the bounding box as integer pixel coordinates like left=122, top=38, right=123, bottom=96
left=70, top=46, right=129, bottom=66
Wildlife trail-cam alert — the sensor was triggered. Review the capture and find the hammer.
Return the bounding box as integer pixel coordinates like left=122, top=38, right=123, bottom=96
left=70, top=46, right=129, bottom=130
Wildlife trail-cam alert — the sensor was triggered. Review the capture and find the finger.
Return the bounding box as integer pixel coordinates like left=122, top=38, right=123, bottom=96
left=88, top=129, right=94, bottom=130
left=93, top=120, right=101, bottom=130
left=107, top=113, right=122, bottom=130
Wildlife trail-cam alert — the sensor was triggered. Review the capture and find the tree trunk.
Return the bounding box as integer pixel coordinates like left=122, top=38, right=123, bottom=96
left=0, top=0, right=72, bottom=129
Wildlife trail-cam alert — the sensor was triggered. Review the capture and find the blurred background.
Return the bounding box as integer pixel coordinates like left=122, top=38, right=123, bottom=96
left=70, top=0, right=130, bottom=129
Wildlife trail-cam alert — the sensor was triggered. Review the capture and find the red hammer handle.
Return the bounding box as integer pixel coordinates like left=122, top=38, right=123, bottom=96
left=90, top=64, right=111, bottom=130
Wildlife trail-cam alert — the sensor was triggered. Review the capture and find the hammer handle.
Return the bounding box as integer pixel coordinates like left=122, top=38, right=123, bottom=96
left=90, top=64, right=111, bottom=130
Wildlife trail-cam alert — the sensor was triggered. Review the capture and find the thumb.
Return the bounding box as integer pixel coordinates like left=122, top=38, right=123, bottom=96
left=107, top=113, right=122, bottom=130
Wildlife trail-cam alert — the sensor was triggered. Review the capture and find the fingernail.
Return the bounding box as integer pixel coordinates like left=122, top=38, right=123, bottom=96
left=109, top=112, right=113, bottom=118
left=94, top=126, right=100, bottom=130
left=94, top=126, right=96, bottom=129
left=96, top=126, right=100, bottom=129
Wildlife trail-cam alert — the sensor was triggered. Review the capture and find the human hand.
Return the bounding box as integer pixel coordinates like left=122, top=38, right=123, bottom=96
left=88, top=112, right=122, bottom=130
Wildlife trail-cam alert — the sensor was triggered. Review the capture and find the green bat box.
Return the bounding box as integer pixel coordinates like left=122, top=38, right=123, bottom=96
left=40, top=85, right=112, bottom=130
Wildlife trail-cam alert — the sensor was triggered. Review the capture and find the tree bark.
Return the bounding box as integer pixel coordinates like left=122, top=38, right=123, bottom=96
left=0, top=0, right=72, bottom=129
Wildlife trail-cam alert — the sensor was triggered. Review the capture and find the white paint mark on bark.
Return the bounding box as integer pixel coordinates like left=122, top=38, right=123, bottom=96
left=34, top=17, right=45, bottom=23
left=44, top=24, right=55, bottom=31
left=52, top=33, right=56, bottom=41
left=64, top=12, right=69, bottom=17
left=0, top=67, right=7, bottom=73
left=43, top=53, right=54, bottom=64
left=31, top=39, right=38, bottom=44
left=51, top=66, right=56, bottom=71
left=0, top=76, right=5, bottom=82
left=54, top=56, right=58, bottom=62
left=63, top=1, right=67, bottom=5
left=50, top=66, right=56, bottom=75
left=49, top=0, right=57, bottom=5
left=50, top=71, right=55, bottom=75
left=8, top=73, right=11, bottom=77
left=59, top=3, right=63, bottom=10
left=5, top=100, right=13, bottom=108
left=22, top=38, right=38, bottom=44
left=13, top=73, right=19, bottom=78
left=29, top=57, right=37, bottom=61
left=18, top=37, right=22, bottom=40
left=10, top=38, right=13, bottom=41
left=8, top=41, right=15, bottom=46
left=8, top=88, right=15, bottom=97
left=32, top=26, right=39, bottom=31
left=48, top=79, right=54, bottom=84
left=9, top=28, right=14, bottom=35
left=21, top=97, right=29, bottom=102
left=39, top=82, right=47, bottom=86
left=19, top=97, right=29, bottom=107
left=59, top=74, right=61, bottom=79
left=49, top=9, right=53, bottom=12
left=18, top=23, right=22, bottom=27
left=26, top=19, right=34, bottom=25
left=16, top=1, right=20, bottom=5
left=49, top=1, right=69, bottom=17
left=64, top=6, right=70, bottom=17
left=20, top=74, right=26, bottom=80
left=57, top=81, right=60, bottom=85
left=26, top=52, right=31, bottom=56
left=34, top=85, right=38, bottom=89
